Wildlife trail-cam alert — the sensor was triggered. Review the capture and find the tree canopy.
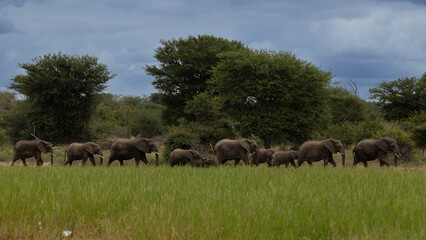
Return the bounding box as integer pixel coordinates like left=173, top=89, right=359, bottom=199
left=210, top=49, right=332, bottom=147
left=9, top=52, right=115, bottom=143
left=145, top=35, right=246, bottom=124
left=369, top=73, right=426, bottom=120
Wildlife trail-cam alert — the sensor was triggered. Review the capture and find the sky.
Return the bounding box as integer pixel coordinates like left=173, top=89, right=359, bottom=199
left=1, top=0, right=425, bottom=99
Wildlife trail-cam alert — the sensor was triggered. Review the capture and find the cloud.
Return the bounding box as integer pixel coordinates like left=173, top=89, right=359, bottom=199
left=0, top=0, right=425, bottom=99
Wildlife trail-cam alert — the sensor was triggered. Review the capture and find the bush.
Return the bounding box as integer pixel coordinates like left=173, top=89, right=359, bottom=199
left=319, top=119, right=385, bottom=146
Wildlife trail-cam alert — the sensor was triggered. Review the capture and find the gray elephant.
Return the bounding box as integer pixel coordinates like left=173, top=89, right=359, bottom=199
left=170, top=149, right=215, bottom=167
left=271, top=150, right=298, bottom=168
left=108, top=138, right=159, bottom=167
left=298, top=139, right=346, bottom=167
left=214, top=139, right=260, bottom=166
left=251, top=148, right=275, bottom=166
left=353, top=137, right=401, bottom=167
left=64, top=142, right=103, bottom=166
left=12, top=139, right=54, bottom=166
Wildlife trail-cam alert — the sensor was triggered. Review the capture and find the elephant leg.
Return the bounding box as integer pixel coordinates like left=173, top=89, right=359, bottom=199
left=107, top=157, right=114, bottom=167
left=82, top=157, right=87, bottom=166
left=89, top=155, right=96, bottom=166
left=63, top=159, right=71, bottom=166
left=323, top=158, right=329, bottom=167
left=135, top=158, right=140, bottom=166
left=329, top=157, right=337, bottom=168
left=119, top=160, right=124, bottom=166
left=308, top=161, right=313, bottom=167
left=290, top=160, right=297, bottom=168
left=22, top=158, right=27, bottom=166
left=285, top=162, right=289, bottom=168
left=36, top=156, right=43, bottom=166
left=234, top=158, right=240, bottom=166
left=297, top=159, right=304, bottom=167
left=362, top=161, right=368, bottom=168
left=141, top=153, right=149, bottom=165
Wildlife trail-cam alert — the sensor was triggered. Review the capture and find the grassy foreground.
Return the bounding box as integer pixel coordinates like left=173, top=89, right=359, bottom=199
left=0, top=166, right=424, bottom=239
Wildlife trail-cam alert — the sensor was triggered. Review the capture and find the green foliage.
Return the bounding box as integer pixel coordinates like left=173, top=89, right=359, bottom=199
left=318, top=119, right=385, bottom=146
left=401, top=111, right=426, bottom=150
left=210, top=49, right=332, bottom=145
left=89, top=95, right=165, bottom=146
left=369, top=73, right=426, bottom=120
left=9, top=52, right=115, bottom=143
left=327, top=87, right=366, bottom=124
left=145, top=35, right=247, bottom=124
left=184, top=92, right=237, bottom=146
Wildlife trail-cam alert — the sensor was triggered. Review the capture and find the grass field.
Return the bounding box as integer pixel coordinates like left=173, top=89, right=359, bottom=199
left=0, top=165, right=424, bottom=239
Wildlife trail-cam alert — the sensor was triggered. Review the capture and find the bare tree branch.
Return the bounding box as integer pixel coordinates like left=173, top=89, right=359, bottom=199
left=347, top=79, right=359, bottom=98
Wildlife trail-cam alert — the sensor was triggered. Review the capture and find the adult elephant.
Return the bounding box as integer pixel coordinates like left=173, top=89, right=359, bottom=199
left=251, top=148, right=275, bottom=166
left=298, top=139, right=345, bottom=167
left=11, top=139, right=55, bottom=166
left=214, top=139, right=260, bottom=166
left=107, top=138, right=159, bottom=167
left=271, top=150, right=298, bottom=168
left=353, top=137, right=401, bottom=168
left=170, top=149, right=215, bottom=167
left=64, top=142, right=103, bottom=166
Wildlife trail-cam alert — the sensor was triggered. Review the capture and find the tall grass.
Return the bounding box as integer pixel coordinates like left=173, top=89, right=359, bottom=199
left=0, top=166, right=424, bottom=239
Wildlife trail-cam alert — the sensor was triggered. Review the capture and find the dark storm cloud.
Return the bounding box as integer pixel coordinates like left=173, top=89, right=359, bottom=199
left=0, top=0, right=425, bottom=98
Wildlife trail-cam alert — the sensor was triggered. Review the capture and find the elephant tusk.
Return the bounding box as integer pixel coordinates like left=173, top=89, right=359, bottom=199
left=154, top=151, right=160, bottom=155
left=341, top=153, right=346, bottom=156
left=395, top=153, right=401, bottom=158
left=50, top=153, right=56, bottom=157
left=99, top=155, right=104, bottom=159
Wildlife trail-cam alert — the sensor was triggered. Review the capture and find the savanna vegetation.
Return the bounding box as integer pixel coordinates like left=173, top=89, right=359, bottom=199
left=0, top=35, right=424, bottom=239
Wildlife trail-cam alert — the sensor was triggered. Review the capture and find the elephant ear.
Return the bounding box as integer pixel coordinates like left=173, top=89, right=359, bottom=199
left=84, top=143, right=95, bottom=155
left=37, top=141, right=48, bottom=153
left=239, top=139, right=251, bottom=154
left=377, top=139, right=389, bottom=153
left=324, top=140, right=337, bottom=154
left=135, top=139, right=150, bottom=153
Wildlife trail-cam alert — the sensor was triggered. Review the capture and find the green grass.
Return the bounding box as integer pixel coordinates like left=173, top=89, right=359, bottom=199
left=0, top=166, right=424, bottom=239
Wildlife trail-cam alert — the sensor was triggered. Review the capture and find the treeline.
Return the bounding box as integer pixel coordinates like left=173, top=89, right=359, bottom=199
left=0, top=35, right=424, bottom=161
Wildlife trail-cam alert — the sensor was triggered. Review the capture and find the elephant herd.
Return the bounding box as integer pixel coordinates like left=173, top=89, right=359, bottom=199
left=10, top=136, right=401, bottom=168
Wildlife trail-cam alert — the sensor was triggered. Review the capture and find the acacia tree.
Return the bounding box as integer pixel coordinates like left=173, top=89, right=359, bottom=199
left=210, top=49, right=332, bottom=147
left=9, top=52, right=115, bottom=143
left=369, top=73, right=426, bottom=120
left=145, top=35, right=246, bottom=124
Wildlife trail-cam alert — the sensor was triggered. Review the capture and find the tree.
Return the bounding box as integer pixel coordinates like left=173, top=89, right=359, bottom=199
left=327, top=87, right=366, bottom=124
left=210, top=49, right=332, bottom=147
left=145, top=35, right=246, bottom=124
left=9, top=52, right=115, bottom=143
left=369, top=73, right=426, bottom=120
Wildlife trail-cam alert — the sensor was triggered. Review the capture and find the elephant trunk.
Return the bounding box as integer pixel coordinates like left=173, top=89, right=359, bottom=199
left=341, top=151, right=346, bottom=166
left=99, top=155, right=104, bottom=166
left=155, top=152, right=159, bottom=167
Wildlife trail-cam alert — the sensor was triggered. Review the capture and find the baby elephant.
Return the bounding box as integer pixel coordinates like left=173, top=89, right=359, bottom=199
left=251, top=149, right=275, bottom=166
left=170, top=149, right=213, bottom=167
left=64, top=142, right=103, bottom=166
left=271, top=150, right=298, bottom=168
